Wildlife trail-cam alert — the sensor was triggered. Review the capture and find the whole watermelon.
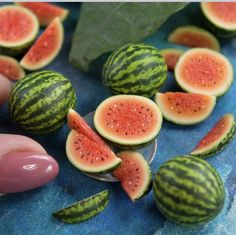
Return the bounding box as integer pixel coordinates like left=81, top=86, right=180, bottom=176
left=9, top=70, right=76, bottom=134
left=153, top=156, right=225, bottom=226
left=102, top=43, right=167, bottom=98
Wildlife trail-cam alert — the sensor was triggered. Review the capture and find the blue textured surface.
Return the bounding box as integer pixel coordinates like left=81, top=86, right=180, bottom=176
left=0, top=3, right=236, bottom=235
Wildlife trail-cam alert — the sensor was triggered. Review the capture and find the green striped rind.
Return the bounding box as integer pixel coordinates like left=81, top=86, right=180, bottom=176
left=53, top=190, right=109, bottom=224
left=191, top=117, right=236, bottom=158
left=200, top=3, right=236, bottom=38
left=102, top=43, right=167, bottom=98
left=153, top=156, right=225, bottom=226
left=9, top=70, right=76, bottom=134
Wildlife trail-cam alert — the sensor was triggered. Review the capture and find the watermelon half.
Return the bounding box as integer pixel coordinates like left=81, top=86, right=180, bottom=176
left=155, top=92, right=216, bottom=125
left=201, top=2, right=236, bottom=37
left=66, top=130, right=121, bottom=174
left=113, top=151, right=152, bottom=201
left=94, top=95, right=163, bottom=148
left=0, top=5, right=39, bottom=55
left=16, top=2, right=69, bottom=26
left=175, top=48, right=234, bottom=97
left=191, top=113, right=236, bottom=158
left=20, top=17, right=64, bottom=71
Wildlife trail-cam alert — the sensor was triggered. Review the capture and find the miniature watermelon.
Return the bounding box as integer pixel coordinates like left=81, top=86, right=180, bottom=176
left=153, top=155, right=225, bottom=225
left=154, top=92, right=216, bottom=125
left=161, top=48, right=184, bottom=71
left=201, top=2, right=236, bottom=37
left=113, top=151, right=152, bottom=201
left=67, top=108, right=107, bottom=147
left=53, top=190, right=109, bottom=224
left=16, top=2, right=69, bottom=26
left=20, top=17, right=64, bottom=71
left=102, top=43, right=167, bottom=98
left=0, top=55, right=25, bottom=81
left=191, top=113, right=236, bottom=158
left=66, top=130, right=121, bottom=173
left=0, top=5, right=39, bottom=55
left=168, top=25, right=220, bottom=51
left=175, top=48, right=233, bottom=97
left=9, top=70, right=76, bottom=134
left=94, top=95, right=163, bottom=148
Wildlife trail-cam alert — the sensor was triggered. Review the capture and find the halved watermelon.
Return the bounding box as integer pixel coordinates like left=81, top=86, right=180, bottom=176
left=154, top=92, right=216, bottom=125
left=161, top=48, right=184, bottom=71
left=20, top=17, right=63, bottom=71
left=66, top=130, right=121, bottom=174
left=175, top=48, right=233, bottom=97
left=201, top=2, right=236, bottom=37
left=94, top=95, right=163, bottom=148
left=16, top=2, right=69, bottom=26
left=0, top=55, right=25, bottom=81
left=168, top=25, right=220, bottom=51
left=67, top=108, right=106, bottom=147
left=191, top=113, right=236, bottom=158
left=0, top=5, right=39, bottom=55
left=113, top=151, right=152, bottom=201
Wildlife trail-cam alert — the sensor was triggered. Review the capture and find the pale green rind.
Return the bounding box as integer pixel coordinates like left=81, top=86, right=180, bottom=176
left=153, top=155, right=225, bottom=226
left=168, top=25, right=221, bottom=51
left=94, top=95, right=163, bottom=146
left=174, top=48, right=234, bottom=97
left=200, top=3, right=236, bottom=38
left=191, top=114, right=236, bottom=158
left=53, top=190, right=109, bottom=224
left=0, top=5, right=39, bottom=55
left=154, top=92, right=216, bottom=125
left=66, top=130, right=122, bottom=174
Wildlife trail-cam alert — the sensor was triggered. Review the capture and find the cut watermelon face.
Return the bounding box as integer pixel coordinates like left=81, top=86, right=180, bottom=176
left=201, top=3, right=236, bottom=31
left=66, top=130, right=121, bottom=174
left=191, top=113, right=236, bottom=158
left=155, top=92, right=216, bottom=125
left=20, top=17, right=64, bottom=71
left=0, top=55, right=25, bottom=81
left=168, top=26, right=220, bottom=51
left=94, top=95, right=163, bottom=148
left=16, top=2, right=69, bottom=26
left=113, top=151, right=152, bottom=201
left=161, top=48, right=183, bottom=71
left=175, top=48, right=234, bottom=97
left=0, top=5, right=39, bottom=53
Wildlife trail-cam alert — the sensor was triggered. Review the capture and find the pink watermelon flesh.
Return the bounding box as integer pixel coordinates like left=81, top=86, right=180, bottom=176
left=205, top=3, right=236, bottom=26
left=20, top=17, right=63, bottom=70
left=67, top=108, right=107, bottom=147
left=0, top=56, right=25, bottom=80
left=94, top=95, right=162, bottom=146
left=66, top=130, right=121, bottom=173
left=192, top=114, right=234, bottom=152
left=0, top=6, right=36, bottom=45
left=113, top=151, right=151, bottom=201
left=17, top=2, right=68, bottom=26
left=161, top=49, right=183, bottom=71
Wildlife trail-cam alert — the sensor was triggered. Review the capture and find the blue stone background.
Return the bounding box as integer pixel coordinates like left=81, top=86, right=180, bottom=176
left=0, top=2, right=236, bottom=235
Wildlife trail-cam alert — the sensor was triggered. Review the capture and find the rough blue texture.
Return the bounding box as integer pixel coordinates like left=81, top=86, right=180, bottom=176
left=0, top=3, right=236, bottom=235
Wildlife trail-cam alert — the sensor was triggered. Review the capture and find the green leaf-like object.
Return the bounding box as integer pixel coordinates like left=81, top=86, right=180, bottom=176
left=69, top=2, right=188, bottom=72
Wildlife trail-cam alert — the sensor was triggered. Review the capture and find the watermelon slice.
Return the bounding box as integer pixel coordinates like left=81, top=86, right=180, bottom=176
left=161, top=48, right=183, bottom=71
left=0, top=55, right=25, bottom=81
left=175, top=48, right=233, bottom=97
left=155, top=92, right=216, bottom=125
left=94, top=95, right=163, bottom=149
left=191, top=113, right=236, bottom=158
left=20, top=17, right=63, bottom=71
left=66, top=130, right=121, bottom=174
left=0, top=5, right=39, bottom=55
left=113, top=151, right=152, bottom=201
left=16, top=2, right=69, bottom=26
